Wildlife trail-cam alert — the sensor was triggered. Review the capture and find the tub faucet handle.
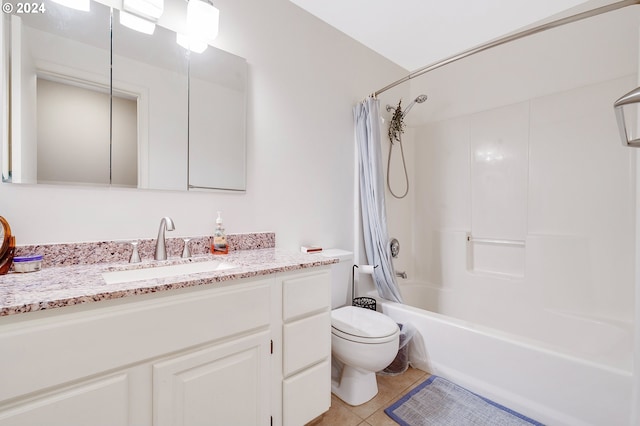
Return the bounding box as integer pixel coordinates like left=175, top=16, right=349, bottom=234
left=390, top=238, right=400, bottom=258
left=396, top=271, right=407, bottom=279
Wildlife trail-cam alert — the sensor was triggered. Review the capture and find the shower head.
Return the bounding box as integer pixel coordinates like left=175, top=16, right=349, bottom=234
left=402, top=94, right=428, bottom=116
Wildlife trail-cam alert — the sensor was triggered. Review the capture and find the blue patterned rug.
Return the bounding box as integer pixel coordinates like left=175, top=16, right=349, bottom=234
left=385, top=376, right=544, bottom=426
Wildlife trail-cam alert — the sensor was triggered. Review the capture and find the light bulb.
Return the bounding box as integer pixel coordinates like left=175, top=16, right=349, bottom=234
left=123, top=0, right=163, bottom=20
left=187, top=0, right=219, bottom=42
left=176, top=33, right=208, bottom=53
left=120, top=11, right=156, bottom=35
left=51, top=0, right=90, bottom=12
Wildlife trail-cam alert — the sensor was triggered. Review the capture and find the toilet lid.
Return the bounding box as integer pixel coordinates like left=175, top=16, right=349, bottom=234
left=331, top=306, right=398, bottom=339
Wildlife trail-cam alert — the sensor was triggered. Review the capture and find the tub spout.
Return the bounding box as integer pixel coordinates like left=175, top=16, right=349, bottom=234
left=155, top=217, right=175, bottom=260
left=396, top=271, right=407, bottom=279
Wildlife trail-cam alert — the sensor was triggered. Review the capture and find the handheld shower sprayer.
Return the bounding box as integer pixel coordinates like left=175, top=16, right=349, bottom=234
left=385, top=94, right=428, bottom=117
left=402, top=94, right=428, bottom=116
left=385, top=94, right=428, bottom=199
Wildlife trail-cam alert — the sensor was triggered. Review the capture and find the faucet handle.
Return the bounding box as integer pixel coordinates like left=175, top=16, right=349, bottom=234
left=129, top=241, right=141, bottom=263
left=395, top=270, right=407, bottom=279
left=182, top=238, right=191, bottom=258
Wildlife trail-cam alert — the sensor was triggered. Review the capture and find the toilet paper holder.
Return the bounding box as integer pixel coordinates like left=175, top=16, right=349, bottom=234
left=352, top=264, right=378, bottom=311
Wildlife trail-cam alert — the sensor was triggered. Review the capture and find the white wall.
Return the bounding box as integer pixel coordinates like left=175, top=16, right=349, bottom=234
left=0, top=0, right=406, bottom=250
left=631, top=24, right=640, bottom=426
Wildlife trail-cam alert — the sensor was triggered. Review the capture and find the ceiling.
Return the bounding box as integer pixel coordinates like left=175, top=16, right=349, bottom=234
left=289, top=0, right=597, bottom=71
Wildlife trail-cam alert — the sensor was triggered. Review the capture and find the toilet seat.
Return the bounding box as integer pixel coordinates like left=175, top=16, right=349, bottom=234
left=331, top=306, right=399, bottom=344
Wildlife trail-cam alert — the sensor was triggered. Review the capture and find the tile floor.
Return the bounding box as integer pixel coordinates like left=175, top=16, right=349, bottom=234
left=307, top=367, right=430, bottom=426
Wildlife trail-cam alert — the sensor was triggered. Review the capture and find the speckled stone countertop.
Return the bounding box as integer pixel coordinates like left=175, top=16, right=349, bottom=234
left=0, top=242, right=337, bottom=317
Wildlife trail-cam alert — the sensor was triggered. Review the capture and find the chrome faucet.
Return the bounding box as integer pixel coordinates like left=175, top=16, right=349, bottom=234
left=396, top=271, right=407, bottom=279
left=155, top=217, right=175, bottom=260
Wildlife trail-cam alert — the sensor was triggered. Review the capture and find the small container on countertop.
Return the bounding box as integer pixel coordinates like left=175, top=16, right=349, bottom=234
left=12, top=254, right=43, bottom=273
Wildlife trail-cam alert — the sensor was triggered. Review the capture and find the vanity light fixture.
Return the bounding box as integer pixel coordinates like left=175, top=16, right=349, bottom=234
left=176, top=0, right=219, bottom=53
left=614, top=86, right=640, bottom=147
left=120, top=10, right=157, bottom=35
left=120, top=0, right=164, bottom=35
left=51, top=0, right=90, bottom=12
left=187, top=0, right=219, bottom=42
left=176, top=33, right=208, bottom=53
left=123, top=0, right=164, bottom=20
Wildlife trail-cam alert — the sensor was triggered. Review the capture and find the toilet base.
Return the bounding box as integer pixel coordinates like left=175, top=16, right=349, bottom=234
left=331, top=364, right=379, bottom=406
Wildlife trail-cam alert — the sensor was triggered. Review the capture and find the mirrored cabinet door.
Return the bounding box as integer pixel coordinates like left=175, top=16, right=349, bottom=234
left=188, top=42, right=247, bottom=191
left=2, top=0, right=247, bottom=192
left=6, top=0, right=111, bottom=185
left=111, top=9, right=189, bottom=190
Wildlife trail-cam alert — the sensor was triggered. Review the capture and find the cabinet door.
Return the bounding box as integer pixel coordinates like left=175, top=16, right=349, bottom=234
left=154, top=331, right=271, bottom=426
left=0, top=373, right=131, bottom=426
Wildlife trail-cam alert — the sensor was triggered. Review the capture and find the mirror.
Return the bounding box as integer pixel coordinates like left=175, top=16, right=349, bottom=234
left=0, top=216, right=14, bottom=275
left=0, top=216, right=10, bottom=259
left=112, top=7, right=189, bottom=190
left=4, top=0, right=112, bottom=185
left=188, top=39, right=247, bottom=191
left=1, top=0, right=247, bottom=191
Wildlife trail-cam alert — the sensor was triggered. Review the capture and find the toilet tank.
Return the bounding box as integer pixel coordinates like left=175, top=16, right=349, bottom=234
left=320, top=249, right=353, bottom=309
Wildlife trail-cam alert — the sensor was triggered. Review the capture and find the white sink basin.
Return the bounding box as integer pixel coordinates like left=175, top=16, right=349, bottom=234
left=102, top=260, right=238, bottom=284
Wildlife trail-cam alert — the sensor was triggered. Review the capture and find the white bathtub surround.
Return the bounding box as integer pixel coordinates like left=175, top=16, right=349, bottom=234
left=414, top=77, right=636, bottom=312
left=375, top=7, right=640, bottom=425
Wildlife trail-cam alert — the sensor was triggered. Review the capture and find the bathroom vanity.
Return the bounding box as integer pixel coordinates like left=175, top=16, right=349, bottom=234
left=0, top=239, right=334, bottom=426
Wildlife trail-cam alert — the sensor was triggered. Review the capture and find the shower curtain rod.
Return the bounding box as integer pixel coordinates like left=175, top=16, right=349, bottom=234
left=373, top=0, right=640, bottom=97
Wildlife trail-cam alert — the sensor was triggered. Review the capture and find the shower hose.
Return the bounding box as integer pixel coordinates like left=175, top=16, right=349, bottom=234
left=387, top=133, right=409, bottom=199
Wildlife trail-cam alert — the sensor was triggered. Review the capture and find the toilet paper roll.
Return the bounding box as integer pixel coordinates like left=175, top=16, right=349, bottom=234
left=358, top=265, right=376, bottom=274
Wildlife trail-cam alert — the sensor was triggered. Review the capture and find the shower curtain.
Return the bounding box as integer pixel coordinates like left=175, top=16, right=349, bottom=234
left=354, top=97, right=403, bottom=303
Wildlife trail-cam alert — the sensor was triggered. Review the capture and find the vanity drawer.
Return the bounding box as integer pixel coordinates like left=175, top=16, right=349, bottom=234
left=283, top=360, right=331, bottom=426
left=283, top=311, right=330, bottom=377
left=282, top=270, right=330, bottom=321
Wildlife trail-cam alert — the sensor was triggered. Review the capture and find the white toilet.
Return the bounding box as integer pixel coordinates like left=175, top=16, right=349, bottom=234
left=321, top=250, right=401, bottom=406
left=331, top=306, right=400, bottom=405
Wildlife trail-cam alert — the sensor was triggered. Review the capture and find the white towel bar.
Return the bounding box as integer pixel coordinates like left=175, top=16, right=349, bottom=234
left=466, top=234, right=525, bottom=247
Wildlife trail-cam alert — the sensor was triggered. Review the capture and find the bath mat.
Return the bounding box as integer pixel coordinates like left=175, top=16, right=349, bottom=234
left=385, top=375, right=544, bottom=426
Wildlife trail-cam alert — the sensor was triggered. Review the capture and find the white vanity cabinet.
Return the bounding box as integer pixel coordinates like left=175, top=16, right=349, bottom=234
left=0, top=266, right=332, bottom=426
left=0, top=277, right=273, bottom=426
left=278, top=270, right=332, bottom=426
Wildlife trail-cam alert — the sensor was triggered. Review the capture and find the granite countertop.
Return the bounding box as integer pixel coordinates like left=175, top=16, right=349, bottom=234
left=0, top=248, right=337, bottom=317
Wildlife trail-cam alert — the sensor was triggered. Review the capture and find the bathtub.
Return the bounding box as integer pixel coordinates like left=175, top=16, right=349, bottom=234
left=372, top=281, right=634, bottom=426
